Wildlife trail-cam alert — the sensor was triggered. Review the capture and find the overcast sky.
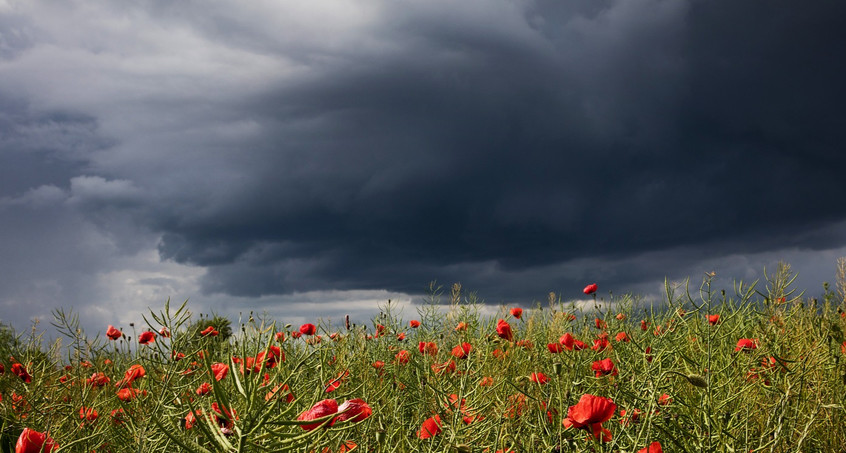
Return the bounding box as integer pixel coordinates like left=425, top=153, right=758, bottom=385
left=2, top=0, right=846, bottom=337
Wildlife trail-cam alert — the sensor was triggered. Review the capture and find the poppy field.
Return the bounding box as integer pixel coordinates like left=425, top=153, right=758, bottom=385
left=2, top=264, right=846, bottom=452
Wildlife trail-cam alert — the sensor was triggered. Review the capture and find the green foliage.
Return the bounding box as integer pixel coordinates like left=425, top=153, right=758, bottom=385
left=2, top=266, right=846, bottom=452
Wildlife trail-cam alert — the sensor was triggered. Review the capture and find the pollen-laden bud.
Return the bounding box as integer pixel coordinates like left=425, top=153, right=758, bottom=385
left=686, top=374, right=708, bottom=388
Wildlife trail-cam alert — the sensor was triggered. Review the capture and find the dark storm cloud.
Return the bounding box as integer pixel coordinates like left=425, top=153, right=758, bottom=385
left=143, top=0, right=846, bottom=299
left=2, top=0, right=846, bottom=327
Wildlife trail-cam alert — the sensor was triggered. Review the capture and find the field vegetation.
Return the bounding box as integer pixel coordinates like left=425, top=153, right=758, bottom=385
left=2, top=261, right=846, bottom=452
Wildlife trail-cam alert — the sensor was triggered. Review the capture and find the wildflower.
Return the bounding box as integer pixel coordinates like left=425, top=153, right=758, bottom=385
left=106, top=325, right=122, bottom=340
left=591, top=334, right=610, bottom=352
left=375, top=324, right=387, bottom=336
left=452, top=342, right=472, bottom=359
left=394, top=350, right=410, bottom=364
left=562, top=394, right=616, bottom=442
left=417, top=415, right=443, bottom=439
left=372, top=360, right=385, bottom=369
left=510, top=307, right=523, bottom=319
left=432, top=360, right=456, bottom=375
left=291, top=331, right=302, bottom=339
left=516, top=339, right=533, bottom=350
left=707, top=314, right=721, bottom=325
left=583, top=283, right=598, bottom=295
left=658, top=393, right=672, bottom=405
left=591, top=358, right=618, bottom=378
left=86, top=372, right=110, bottom=387
left=418, top=341, right=438, bottom=356
left=479, top=376, right=494, bottom=387
left=615, top=313, right=626, bottom=321
left=200, top=326, right=219, bottom=336
left=117, top=388, right=144, bottom=402
left=396, top=332, right=406, bottom=341
left=735, top=338, right=758, bottom=352
left=257, top=345, right=285, bottom=368
left=620, top=408, right=642, bottom=426
left=615, top=332, right=630, bottom=342
left=645, top=346, right=653, bottom=363
left=638, top=442, right=663, bottom=453
left=11, top=363, right=31, bottom=383
left=594, top=318, right=606, bottom=329
left=300, top=323, right=317, bottom=336
left=325, top=370, right=350, bottom=393
left=641, top=320, right=649, bottom=331
left=298, top=399, right=339, bottom=431
left=195, top=382, right=211, bottom=396
left=334, top=398, right=372, bottom=424
left=530, top=372, right=549, bottom=385
left=136, top=331, right=154, bottom=344
left=110, top=408, right=126, bottom=425
left=503, top=394, right=527, bottom=418
left=15, top=428, right=59, bottom=453
left=492, top=348, right=507, bottom=359
left=275, top=331, right=285, bottom=342
left=80, top=406, right=99, bottom=422
left=265, top=383, right=295, bottom=403
left=455, top=322, right=468, bottom=331
left=211, top=402, right=237, bottom=428
left=172, top=351, right=185, bottom=361
left=409, top=320, right=421, bottom=328
left=547, top=342, right=564, bottom=353
left=496, top=319, right=513, bottom=341
left=211, top=363, right=229, bottom=381
left=115, top=364, right=146, bottom=388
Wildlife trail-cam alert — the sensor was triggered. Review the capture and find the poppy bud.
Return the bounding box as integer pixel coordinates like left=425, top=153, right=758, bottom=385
left=686, top=374, right=708, bottom=388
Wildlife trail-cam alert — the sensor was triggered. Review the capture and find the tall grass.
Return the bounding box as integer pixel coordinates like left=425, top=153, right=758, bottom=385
left=1, top=263, right=846, bottom=452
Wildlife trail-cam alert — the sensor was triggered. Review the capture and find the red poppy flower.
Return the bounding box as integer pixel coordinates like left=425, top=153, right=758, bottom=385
left=547, top=342, right=564, bottom=353
left=291, top=331, right=302, bottom=339
left=15, top=428, right=59, bottom=453
left=735, top=338, right=758, bottom=352
left=496, top=319, right=513, bottom=342
left=530, top=372, right=549, bottom=385
left=451, top=342, right=472, bottom=359
left=510, top=307, right=523, bottom=319
left=211, top=402, right=237, bottom=428
left=394, top=350, right=410, bottom=364
left=106, top=325, right=121, bottom=340
left=409, top=320, right=421, bottom=328
left=620, top=408, right=642, bottom=426
left=396, top=332, right=406, bottom=341
left=455, top=322, right=468, bottom=331
left=200, top=326, right=219, bottom=337
left=11, top=363, right=31, bottom=383
left=707, top=314, right=720, bottom=326
left=115, top=364, right=146, bottom=388
left=645, top=346, right=653, bottom=363
left=86, top=372, right=110, bottom=387
left=591, top=335, right=610, bottom=352
left=138, top=331, right=155, bottom=344
left=615, top=332, right=630, bottom=342
left=325, top=370, right=350, bottom=393
left=641, top=320, right=649, bottom=331
left=658, top=393, right=672, bottom=405
left=583, top=283, right=598, bottom=295
left=418, top=341, right=438, bottom=356
left=298, top=399, right=339, bottom=431
left=638, top=442, right=663, bottom=453
left=334, top=398, right=372, bottom=424
left=431, top=360, right=456, bottom=375
left=562, top=394, right=616, bottom=442
left=371, top=360, right=385, bottom=369
left=591, top=358, right=618, bottom=378
left=265, top=383, right=295, bottom=403
left=195, top=382, right=211, bottom=396
left=615, top=313, right=626, bottom=321
left=111, top=408, right=126, bottom=425
left=594, top=318, right=606, bottom=329
left=559, top=333, right=575, bottom=350
left=117, top=388, right=144, bottom=402
left=159, top=327, right=171, bottom=337
left=299, top=323, right=317, bottom=336
left=479, top=376, right=494, bottom=386
left=211, top=363, right=229, bottom=381
left=516, top=339, right=533, bottom=350
left=80, top=406, right=99, bottom=422
left=417, top=415, right=443, bottom=439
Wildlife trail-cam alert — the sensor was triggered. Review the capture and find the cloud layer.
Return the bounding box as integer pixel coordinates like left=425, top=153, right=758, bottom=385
left=2, top=0, right=845, bottom=333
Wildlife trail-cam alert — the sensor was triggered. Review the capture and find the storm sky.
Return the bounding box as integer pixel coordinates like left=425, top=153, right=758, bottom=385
left=2, top=0, right=846, bottom=335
